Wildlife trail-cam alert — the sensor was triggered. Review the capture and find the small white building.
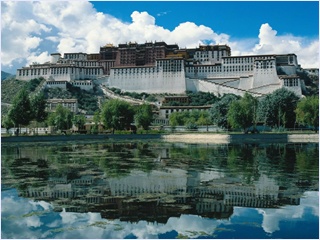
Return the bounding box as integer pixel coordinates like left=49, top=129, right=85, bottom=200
left=70, top=80, right=94, bottom=91
left=158, top=105, right=212, bottom=120
left=45, top=80, right=68, bottom=90
left=46, top=98, right=79, bottom=113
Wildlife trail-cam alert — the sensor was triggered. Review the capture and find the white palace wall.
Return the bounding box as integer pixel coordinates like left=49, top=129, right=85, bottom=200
left=238, top=76, right=254, bottom=90
left=252, top=59, right=280, bottom=88
left=186, top=78, right=263, bottom=97
left=108, top=59, right=186, bottom=94
left=109, top=69, right=186, bottom=94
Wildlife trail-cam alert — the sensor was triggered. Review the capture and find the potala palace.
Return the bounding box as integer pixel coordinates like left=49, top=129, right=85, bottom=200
left=16, top=41, right=315, bottom=97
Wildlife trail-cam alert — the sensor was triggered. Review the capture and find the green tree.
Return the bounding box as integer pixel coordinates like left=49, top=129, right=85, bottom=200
left=134, top=104, right=154, bottom=130
left=101, top=99, right=134, bottom=133
left=196, top=111, right=212, bottom=131
left=8, top=88, right=33, bottom=131
left=1, top=114, right=14, bottom=133
left=92, top=110, right=101, bottom=133
left=169, top=111, right=186, bottom=127
left=295, top=95, right=319, bottom=132
left=187, top=91, right=218, bottom=106
left=227, top=93, right=258, bottom=133
left=257, top=88, right=299, bottom=128
left=72, top=114, right=86, bottom=131
left=210, top=94, right=239, bottom=129
left=30, top=93, right=48, bottom=124
left=47, top=104, right=73, bottom=131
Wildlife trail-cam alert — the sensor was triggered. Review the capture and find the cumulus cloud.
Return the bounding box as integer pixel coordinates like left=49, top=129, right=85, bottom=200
left=1, top=1, right=318, bottom=72
left=250, top=23, right=319, bottom=67
left=257, top=191, right=319, bottom=234
left=1, top=2, right=49, bottom=67
left=26, top=51, right=51, bottom=65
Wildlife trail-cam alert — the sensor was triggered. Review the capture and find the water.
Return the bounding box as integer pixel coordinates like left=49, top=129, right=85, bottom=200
left=1, top=141, right=319, bottom=239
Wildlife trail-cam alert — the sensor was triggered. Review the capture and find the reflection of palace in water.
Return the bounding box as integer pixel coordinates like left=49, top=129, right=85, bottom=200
left=4, top=143, right=317, bottom=223
left=21, top=168, right=304, bottom=223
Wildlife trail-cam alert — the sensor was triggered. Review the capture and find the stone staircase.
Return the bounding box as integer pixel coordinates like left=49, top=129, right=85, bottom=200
left=197, top=79, right=265, bottom=97
left=99, top=85, right=159, bottom=107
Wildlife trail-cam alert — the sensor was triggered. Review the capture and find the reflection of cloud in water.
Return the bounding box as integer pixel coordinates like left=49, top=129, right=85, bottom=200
left=30, top=200, right=52, bottom=211
left=1, top=193, right=51, bottom=238
left=2, top=189, right=318, bottom=238
left=200, top=169, right=225, bottom=182
left=257, top=191, right=318, bottom=234
left=25, top=215, right=43, bottom=228
left=2, top=192, right=222, bottom=239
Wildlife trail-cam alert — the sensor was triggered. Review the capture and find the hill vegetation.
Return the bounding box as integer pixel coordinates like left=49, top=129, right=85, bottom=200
left=1, top=78, right=100, bottom=115
left=44, top=84, right=100, bottom=114
left=1, top=79, right=28, bottom=103
left=1, top=71, right=14, bottom=81
left=1, top=78, right=45, bottom=104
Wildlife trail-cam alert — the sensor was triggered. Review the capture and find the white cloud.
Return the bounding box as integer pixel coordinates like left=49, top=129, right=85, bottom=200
left=249, top=23, right=319, bottom=67
left=26, top=51, right=51, bottom=65
left=1, top=189, right=318, bottom=239
left=257, top=191, right=319, bottom=234
left=1, top=1, right=51, bottom=67
left=1, top=1, right=318, bottom=71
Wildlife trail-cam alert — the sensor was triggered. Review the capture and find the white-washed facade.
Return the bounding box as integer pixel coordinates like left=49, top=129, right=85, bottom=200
left=16, top=53, right=103, bottom=82
left=107, top=58, right=186, bottom=94
left=16, top=45, right=306, bottom=97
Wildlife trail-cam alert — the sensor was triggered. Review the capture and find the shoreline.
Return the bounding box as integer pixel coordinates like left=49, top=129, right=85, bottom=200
left=1, top=133, right=318, bottom=144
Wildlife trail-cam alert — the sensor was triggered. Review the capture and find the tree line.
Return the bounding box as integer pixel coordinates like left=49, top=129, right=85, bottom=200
left=169, top=88, right=318, bottom=133
left=2, top=87, right=319, bottom=134
left=1, top=88, right=154, bottom=134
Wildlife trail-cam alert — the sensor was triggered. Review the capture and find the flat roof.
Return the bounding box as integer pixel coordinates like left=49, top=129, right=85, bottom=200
left=160, top=105, right=212, bottom=109
left=47, top=98, right=78, bottom=102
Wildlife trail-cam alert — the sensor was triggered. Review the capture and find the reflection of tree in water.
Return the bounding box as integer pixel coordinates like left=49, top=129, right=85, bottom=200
left=258, top=143, right=319, bottom=189
left=1, top=142, right=318, bottom=224
left=295, top=144, right=319, bottom=183
left=226, top=144, right=260, bottom=184
left=3, top=157, right=50, bottom=191
left=92, top=143, right=158, bottom=177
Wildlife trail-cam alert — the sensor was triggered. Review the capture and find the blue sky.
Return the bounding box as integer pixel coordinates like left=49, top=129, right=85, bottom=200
left=92, top=1, right=319, bottom=38
left=1, top=1, right=319, bottom=74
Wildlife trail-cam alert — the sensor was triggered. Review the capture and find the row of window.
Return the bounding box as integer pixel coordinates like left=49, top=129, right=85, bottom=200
left=224, top=57, right=254, bottom=64
left=73, top=82, right=92, bottom=86
left=113, top=68, right=157, bottom=74
left=18, top=68, right=48, bottom=76
left=255, top=61, right=275, bottom=69
left=224, top=56, right=275, bottom=65
left=64, top=54, right=87, bottom=60
left=157, top=60, right=182, bottom=66
left=47, top=82, right=66, bottom=87
left=164, top=108, right=207, bottom=113
left=74, top=61, right=100, bottom=67
left=18, top=67, right=102, bottom=76
left=283, top=79, right=299, bottom=87
left=194, top=50, right=226, bottom=58
left=187, top=65, right=254, bottom=73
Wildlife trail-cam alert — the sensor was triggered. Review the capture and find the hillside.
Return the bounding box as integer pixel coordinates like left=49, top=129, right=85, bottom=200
left=44, top=84, right=100, bottom=114
left=1, top=78, right=101, bottom=115
left=1, top=78, right=28, bottom=103
left=1, top=71, right=14, bottom=81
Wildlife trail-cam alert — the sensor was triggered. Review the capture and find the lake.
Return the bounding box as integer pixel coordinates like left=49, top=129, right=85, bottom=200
left=1, top=140, right=319, bottom=239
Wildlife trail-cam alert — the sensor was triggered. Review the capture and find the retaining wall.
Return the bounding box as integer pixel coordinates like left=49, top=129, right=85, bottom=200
left=1, top=133, right=318, bottom=144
